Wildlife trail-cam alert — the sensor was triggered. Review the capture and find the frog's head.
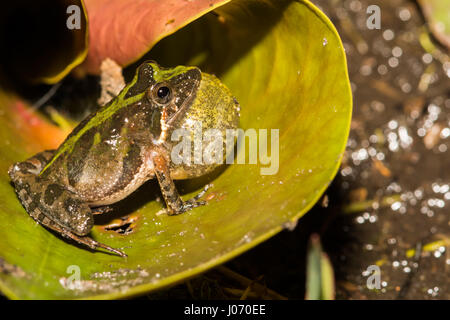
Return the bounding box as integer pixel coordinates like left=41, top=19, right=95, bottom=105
left=126, top=61, right=238, bottom=139
left=127, top=61, right=201, bottom=124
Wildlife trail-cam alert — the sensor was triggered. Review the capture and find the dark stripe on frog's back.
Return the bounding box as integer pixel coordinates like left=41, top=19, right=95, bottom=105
left=65, top=110, right=127, bottom=188
left=44, top=183, right=65, bottom=206
left=107, top=142, right=143, bottom=196
left=38, top=108, right=103, bottom=179
left=101, top=108, right=126, bottom=140
left=45, top=97, right=138, bottom=186
left=39, top=72, right=146, bottom=176
left=67, top=126, right=96, bottom=187
left=66, top=105, right=146, bottom=195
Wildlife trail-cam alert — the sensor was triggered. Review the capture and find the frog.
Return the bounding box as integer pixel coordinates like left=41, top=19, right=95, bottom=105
left=8, top=61, right=240, bottom=257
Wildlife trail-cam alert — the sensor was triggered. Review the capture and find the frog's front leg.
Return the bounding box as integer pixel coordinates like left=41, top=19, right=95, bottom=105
left=9, top=151, right=127, bottom=257
left=152, top=153, right=210, bottom=215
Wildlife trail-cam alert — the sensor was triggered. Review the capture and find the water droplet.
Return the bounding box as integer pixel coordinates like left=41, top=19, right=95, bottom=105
left=388, top=57, right=399, bottom=68
left=440, top=128, right=450, bottom=139
left=391, top=202, right=402, bottom=211
left=392, top=46, right=403, bottom=57
left=422, top=53, right=433, bottom=64
left=383, top=29, right=395, bottom=41
left=388, top=120, right=398, bottom=130
left=398, top=8, right=411, bottom=21
left=378, top=64, right=388, bottom=75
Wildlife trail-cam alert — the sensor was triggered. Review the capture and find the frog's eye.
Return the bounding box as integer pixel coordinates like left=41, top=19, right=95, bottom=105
left=157, top=86, right=170, bottom=99
left=151, top=83, right=172, bottom=104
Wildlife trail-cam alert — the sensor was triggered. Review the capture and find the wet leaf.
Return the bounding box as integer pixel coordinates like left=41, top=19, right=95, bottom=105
left=417, top=0, right=450, bottom=50
left=0, top=0, right=351, bottom=299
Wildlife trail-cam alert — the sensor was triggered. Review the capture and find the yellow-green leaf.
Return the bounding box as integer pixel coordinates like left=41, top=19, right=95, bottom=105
left=418, top=0, right=450, bottom=50
left=0, top=0, right=351, bottom=299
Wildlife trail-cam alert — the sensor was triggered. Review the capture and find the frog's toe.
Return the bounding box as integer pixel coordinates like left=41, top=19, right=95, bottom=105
left=80, top=235, right=127, bottom=258
left=59, top=227, right=127, bottom=257
left=167, top=199, right=207, bottom=215
left=183, top=199, right=207, bottom=211
left=191, top=183, right=213, bottom=201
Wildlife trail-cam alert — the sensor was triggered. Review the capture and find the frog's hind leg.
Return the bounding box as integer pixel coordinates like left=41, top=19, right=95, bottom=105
left=8, top=150, right=56, bottom=214
left=9, top=151, right=127, bottom=257
left=9, top=150, right=60, bottom=218
left=37, top=217, right=127, bottom=257
left=29, top=205, right=127, bottom=257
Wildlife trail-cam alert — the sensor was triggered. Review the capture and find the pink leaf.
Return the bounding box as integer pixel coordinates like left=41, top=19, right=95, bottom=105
left=81, top=0, right=229, bottom=74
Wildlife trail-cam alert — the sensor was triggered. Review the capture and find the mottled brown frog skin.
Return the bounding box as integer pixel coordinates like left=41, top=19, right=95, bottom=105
left=8, top=61, right=240, bottom=257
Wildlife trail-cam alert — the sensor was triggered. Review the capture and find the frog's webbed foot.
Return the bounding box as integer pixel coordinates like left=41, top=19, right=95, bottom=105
left=175, top=183, right=213, bottom=214
left=158, top=186, right=210, bottom=216
left=9, top=150, right=127, bottom=257
left=190, top=183, right=213, bottom=202
left=152, top=154, right=211, bottom=216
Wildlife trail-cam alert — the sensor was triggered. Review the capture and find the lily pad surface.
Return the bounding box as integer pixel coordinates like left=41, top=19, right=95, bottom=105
left=0, top=0, right=351, bottom=299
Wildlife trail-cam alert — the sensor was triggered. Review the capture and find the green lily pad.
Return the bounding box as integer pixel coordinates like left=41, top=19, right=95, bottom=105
left=0, top=0, right=351, bottom=299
